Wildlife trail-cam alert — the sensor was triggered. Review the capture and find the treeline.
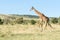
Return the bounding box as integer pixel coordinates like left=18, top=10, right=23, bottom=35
left=0, top=17, right=60, bottom=25
left=0, top=14, right=60, bottom=25
left=10, top=14, right=39, bottom=18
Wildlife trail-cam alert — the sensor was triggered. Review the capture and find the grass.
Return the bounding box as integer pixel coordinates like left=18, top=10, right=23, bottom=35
left=0, top=24, right=60, bottom=40
left=0, top=33, right=60, bottom=40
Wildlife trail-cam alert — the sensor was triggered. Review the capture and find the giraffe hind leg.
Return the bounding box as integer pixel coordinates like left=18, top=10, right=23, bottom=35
left=48, top=23, right=54, bottom=29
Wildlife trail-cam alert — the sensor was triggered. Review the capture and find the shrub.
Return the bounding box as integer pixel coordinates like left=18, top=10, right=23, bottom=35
left=22, top=20, right=29, bottom=24
left=51, top=18, right=58, bottom=24
left=58, top=17, right=60, bottom=24
left=0, top=18, right=3, bottom=24
left=16, top=17, right=23, bottom=24
left=30, top=20, right=36, bottom=25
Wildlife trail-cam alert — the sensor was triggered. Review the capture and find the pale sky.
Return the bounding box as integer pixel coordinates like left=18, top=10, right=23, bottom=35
left=0, top=0, right=60, bottom=17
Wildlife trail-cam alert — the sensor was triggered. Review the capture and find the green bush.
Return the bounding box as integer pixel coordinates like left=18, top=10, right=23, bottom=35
left=51, top=18, right=58, bottom=24
left=0, top=18, right=3, bottom=24
left=30, top=20, right=36, bottom=25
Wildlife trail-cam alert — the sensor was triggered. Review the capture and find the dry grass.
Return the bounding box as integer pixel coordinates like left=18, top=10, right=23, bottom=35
left=0, top=24, right=60, bottom=40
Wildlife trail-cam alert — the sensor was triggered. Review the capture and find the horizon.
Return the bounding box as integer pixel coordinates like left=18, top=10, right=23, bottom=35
left=0, top=0, right=60, bottom=17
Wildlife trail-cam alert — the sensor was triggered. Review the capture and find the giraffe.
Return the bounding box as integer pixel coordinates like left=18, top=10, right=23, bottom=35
left=30, top=7, right=54, bottom=31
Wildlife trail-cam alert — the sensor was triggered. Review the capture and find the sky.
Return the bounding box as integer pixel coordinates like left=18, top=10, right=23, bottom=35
left=0, top=0, right=60, bottom=17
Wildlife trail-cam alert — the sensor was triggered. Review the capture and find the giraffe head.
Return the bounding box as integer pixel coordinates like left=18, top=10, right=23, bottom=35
left=30, top=6, right=34, bottom=11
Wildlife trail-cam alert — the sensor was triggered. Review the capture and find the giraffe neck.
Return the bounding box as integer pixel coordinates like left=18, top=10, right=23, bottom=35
left=33, top=8, right=43, bottom=17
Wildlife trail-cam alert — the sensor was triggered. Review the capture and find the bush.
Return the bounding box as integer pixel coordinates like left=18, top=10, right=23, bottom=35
left=0, top=18, right=3, bottom=24
left=30, top=20, right=36, bottom=25
left=22, top=20, right=29, bottom=25
left=58, top=17, right=60, bottom=24
left=51, top=18, right=58, bottom=24
left=16, top=17, right=23, bottom=24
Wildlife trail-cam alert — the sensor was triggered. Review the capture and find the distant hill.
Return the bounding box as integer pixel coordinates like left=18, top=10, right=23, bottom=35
left=9, top=14, right=39, bottom=18
left=0, top=14, right=58, bottom=19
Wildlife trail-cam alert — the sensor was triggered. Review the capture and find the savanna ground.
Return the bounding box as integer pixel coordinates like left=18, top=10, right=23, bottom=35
left=0, top=23, right=60, bottom=40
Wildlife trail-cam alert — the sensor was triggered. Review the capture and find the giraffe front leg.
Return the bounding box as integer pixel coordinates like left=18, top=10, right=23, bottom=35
left=44, top=21, right=47, bottom=30
left=40, top=21, right=44, bottom=32
left=37, top=21, right=43, bottom=32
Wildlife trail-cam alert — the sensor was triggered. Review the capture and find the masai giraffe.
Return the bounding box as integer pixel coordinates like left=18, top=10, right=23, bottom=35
left=30, top=7, right=54, bottom=31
